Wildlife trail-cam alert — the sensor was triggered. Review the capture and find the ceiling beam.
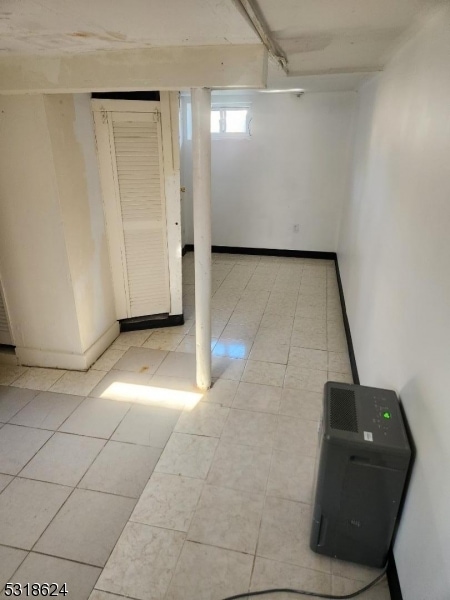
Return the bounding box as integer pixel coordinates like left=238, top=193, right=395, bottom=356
left=232, top=0, right=288, bottom=74
left=0, top=44, right=267, bottom=94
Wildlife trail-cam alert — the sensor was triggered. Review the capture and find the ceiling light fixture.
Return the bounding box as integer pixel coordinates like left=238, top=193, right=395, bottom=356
left=259, top=88, right=304, bottom=94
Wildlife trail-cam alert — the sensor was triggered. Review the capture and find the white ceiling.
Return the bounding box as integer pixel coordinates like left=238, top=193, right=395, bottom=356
left=0, top=0, right=258, bottom=55
left=0, top=0, right=443, bottom=91
left=258, top=0, right=443, bottom=75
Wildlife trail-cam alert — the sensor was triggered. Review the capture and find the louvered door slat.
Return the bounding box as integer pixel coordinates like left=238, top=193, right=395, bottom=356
left=111, top=112, right=170, bottom=318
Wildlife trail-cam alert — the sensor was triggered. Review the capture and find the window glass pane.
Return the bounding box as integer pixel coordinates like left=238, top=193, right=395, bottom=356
left=225, top=109, right=248, bottom=133
left=211, top=110, right=221, bottom=133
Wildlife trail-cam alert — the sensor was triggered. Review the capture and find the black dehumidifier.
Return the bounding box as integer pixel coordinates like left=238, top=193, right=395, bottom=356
left=310, top=382, right=411, bottom=568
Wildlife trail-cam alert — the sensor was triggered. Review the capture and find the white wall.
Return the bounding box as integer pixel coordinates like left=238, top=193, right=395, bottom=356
left=0, top=94, right=118, bottom=369
left=181, top=90, right=356, bottom=252
left=44, top=94, right=117, bottom=353
left=337, top=7, right=450, bottom=599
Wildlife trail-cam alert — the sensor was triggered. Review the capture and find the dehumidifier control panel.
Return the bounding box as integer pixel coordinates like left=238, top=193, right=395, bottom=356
left=325, top=382, right=410, bottom=451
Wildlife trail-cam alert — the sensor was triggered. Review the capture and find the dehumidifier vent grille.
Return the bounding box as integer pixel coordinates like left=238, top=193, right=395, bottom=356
left=329, top=387, right=358, bottom=432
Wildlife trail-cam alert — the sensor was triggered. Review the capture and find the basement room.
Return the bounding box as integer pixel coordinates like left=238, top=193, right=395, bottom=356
left=0, top=1, right=448, bottom=599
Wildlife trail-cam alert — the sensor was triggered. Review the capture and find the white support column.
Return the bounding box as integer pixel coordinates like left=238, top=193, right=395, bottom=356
left=191, top=87, right=212, bottom=391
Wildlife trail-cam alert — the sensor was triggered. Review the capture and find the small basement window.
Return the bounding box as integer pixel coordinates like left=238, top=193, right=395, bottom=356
left=183, top=101, right=251, bottom=141
left=211, top=104, right=251, bottom=138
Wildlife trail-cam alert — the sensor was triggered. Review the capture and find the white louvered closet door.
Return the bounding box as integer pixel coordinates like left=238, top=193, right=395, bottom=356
left=109, top=111, right=170, bottom=318
left=0, top=283, right=13, bottom=345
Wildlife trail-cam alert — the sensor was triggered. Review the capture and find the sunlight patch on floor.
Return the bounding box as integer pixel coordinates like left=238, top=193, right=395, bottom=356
left=99, top=382, right=203, bottom=410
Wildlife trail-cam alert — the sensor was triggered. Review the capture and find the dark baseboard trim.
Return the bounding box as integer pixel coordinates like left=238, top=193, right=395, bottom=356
left=334, top=257, right=360, bottom=385
left=334, top=256, right=403, bottom=600
left=387, top=550, right=403, bottom=600
left=120, top=313, right=184, bottom=332
left=0, top=344, right=16, bottom=351
left=184, top=244, right=337, bottom=261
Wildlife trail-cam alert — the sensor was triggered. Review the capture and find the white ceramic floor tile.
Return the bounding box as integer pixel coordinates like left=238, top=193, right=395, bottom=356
left=112, top=347, right=168, bottom=375
left=174, top=336, right=197, bottom=354
left=257, top=496, right=331, bottom=573
left=147, top=375, right=203, bottom=409
left=213, top=337, right=253, bottom=360
left=265, top=292, right=298, bottom=317
left=10, top=391, right=84, bottom=430
left=288, top=347, right=328, bottom=371
left=284, top=365, right=328, bottom=393
left=110, top=330, right=152, bottom=349
left=207, top=440, right=272, bottom=494
left=279, top=388, right=323, bottom=421
left=221, top=322, right=258, bottom=340
left=153, top=320, right=195, bottom=335
left=131, top=472, right=204, bottom=532
left=328, top=371, right=353, bottom=384
left=248, top=341, right=290, bottom=365
left=0, top=478, right=71, bottom=549
left=294, top=317, right=326, bottom=335
left=0, top=424, right=53, bottom=475
left=90, top=348, right=127, bottom=372
left=59, top=397, right=131, bottom=439
left=267, top=450, right=316, bottom=504
left=327, top=304, right=344, bottom=321
left=327, top=330, right=348, bottom=353
left=79, top=441, right=161, bottom=498
left=0, top=473, right=13, bottom=493
left=9, top=553, right=101, bottom=600
left=259, top=314, right=294, bottom=332
left=96, top=522, right=185, bottom=600
left=255, top=328, right=292, bottom=346
left=175, top=402, right=229, bottom=437
left=328, top=351, right=352, bottom=374
left=221, top=409, right=277, bottom=448
left=35, top=489, right=135, bottom=567
left=49, top=370, right=106, bottom=396
left=228, top=312, right=262, bottom=327
left=296, top=303, right=327, bottom=320
left=327, top=320, right=346, bottom=338
left=211, top=357, right=246, bottom=381
left=242, top=360, right=286, bottom=387
left=275, top=416, right=319, bottom=458
left=290, top=329, right=327, bottom=351
left=155, top=433, right=218, bottom=479
left=187, top=484, right=264, bottom=554
left=166, top=541, right=253, bottom=600
left=155, top=351, right=196, bottom=380
left=201, top=379, right=238, bottom=407
left=0, top=546, right=28, bottom=590
left=251, top=557, right=331, bottom=597
left=0, top=366, right=28, bottom=386
left=20, top=432, right=105, bottom=486
left=0, top=386, right=38, bottom=422
left=297, top=294, right=326, bottom=309
left=12, top=368, right=66, bottom=392
left=89, top=369, right=154, bottom=402
left=232, top=382, right=282, bottom=414
left=111, top=404, right=181, bottom=447
left=143, top=332, right=185, bottom=351
left=331, top=559, right=385, bottom=583
left=332, top=575, right=390, bottom=599
left=89, top=591, right=123, bottom=599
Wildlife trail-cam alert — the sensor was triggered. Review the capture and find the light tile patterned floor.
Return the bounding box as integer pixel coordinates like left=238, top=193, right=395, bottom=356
left=0, top=252, right=390, bottom=600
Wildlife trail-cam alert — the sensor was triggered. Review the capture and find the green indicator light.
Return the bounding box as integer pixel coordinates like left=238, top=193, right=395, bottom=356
left=383, top=411, right=391, bottom=419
